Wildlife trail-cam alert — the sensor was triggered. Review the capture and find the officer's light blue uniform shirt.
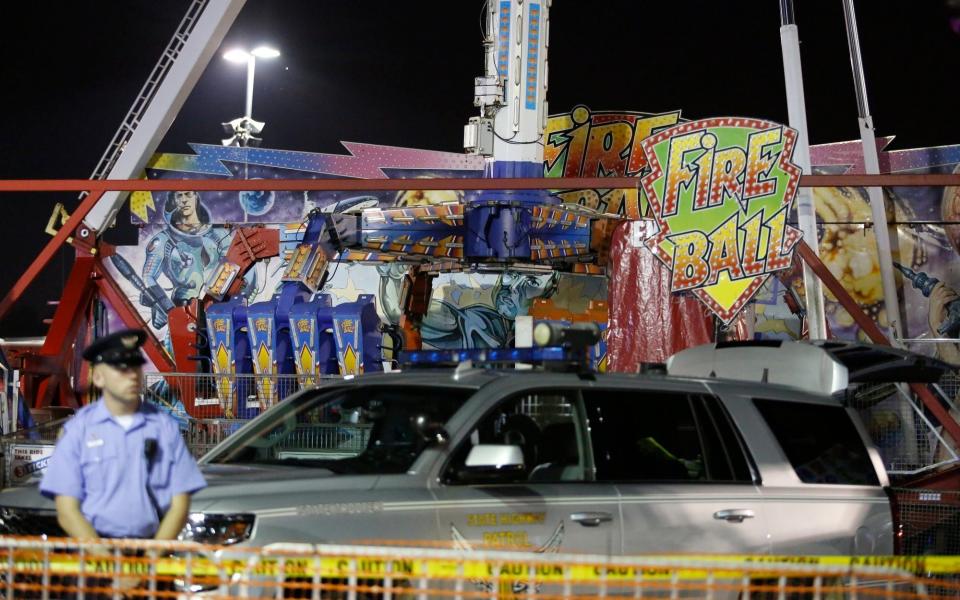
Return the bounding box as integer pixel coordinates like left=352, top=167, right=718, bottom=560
left=40, top=399, right=206, bottom=538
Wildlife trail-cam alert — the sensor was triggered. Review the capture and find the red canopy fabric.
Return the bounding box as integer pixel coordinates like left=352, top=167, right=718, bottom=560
left=606, top=221, right=714, bottom=371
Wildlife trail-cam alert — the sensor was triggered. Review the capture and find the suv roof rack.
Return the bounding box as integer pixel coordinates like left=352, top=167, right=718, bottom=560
left=809, top=341, right=951, bottom=384
left=666, top=340, right=952, bottom=396
left=667, top=340, right=848, bottom=395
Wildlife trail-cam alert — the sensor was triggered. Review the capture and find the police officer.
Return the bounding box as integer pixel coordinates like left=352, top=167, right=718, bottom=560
left=40, top=329, right=206, bottom=539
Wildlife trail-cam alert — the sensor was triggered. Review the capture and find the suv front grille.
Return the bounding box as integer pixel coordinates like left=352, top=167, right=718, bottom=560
left=0, top=507, right=64, bottom=536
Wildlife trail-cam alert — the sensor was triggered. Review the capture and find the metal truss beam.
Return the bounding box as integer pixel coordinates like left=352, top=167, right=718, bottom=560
left=2, top=174, right=960, bottom=193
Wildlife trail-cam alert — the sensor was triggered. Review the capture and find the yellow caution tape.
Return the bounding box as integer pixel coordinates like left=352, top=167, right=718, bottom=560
left=5, top=554, right=960, bottom=581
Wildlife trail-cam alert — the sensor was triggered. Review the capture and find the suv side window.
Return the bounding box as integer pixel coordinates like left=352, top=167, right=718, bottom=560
left=444, top=390, right=587, bottom=484
left=582, top=390, right=753, bottom=483
left=692, top=395, right=755, bottom=483
left=754, top=398, right=879, bottom=486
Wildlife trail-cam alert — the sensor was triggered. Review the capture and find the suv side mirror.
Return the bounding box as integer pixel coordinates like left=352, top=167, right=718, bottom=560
left=412, top=415, right=450, bottom=446
left=457, top=444, right=526, bottom=482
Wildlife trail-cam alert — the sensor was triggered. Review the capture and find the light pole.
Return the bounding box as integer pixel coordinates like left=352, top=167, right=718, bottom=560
left=778, top=0, right=828, bottom=340
left=840, top=0, right=903, bottom=343
left=223, top=46, right=280, bottom=223
left=222, top=46, right=280, bottom=147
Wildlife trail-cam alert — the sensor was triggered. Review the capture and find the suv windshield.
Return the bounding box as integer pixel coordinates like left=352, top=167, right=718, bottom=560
left=204, top=384, right=474, bottom=474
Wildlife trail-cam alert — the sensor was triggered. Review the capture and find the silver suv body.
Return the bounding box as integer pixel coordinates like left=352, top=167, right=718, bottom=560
left=0, top=356, right=894, bottom=557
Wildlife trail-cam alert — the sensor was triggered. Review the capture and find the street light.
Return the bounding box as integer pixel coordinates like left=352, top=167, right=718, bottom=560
left=221, top=45, right=280, bottom=146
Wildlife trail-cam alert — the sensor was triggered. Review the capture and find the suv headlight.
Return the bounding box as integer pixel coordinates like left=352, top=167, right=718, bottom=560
left=0, top=507, right=62, bottom=536
left=178, top=513, right=255, bottom=545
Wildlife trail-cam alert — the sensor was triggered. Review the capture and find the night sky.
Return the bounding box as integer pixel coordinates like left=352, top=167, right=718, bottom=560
left=2, top=1, right=959, bottom=337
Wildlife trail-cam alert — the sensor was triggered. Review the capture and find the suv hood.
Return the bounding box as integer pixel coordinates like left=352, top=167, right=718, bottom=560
left=190, top=464, right=380, bottom=512
left=0, top=463, right=380, bottom=513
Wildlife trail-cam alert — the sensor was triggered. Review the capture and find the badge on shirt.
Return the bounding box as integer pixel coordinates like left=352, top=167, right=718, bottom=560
left=86, top=436, right=104, bottom=448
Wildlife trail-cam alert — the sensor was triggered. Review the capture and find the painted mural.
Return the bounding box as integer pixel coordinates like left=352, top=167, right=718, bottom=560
left=106, top=142, right=609, bottom=366
left=109, top=117, right=960, bottom=376
left=751, top=141, right=960, bottom=365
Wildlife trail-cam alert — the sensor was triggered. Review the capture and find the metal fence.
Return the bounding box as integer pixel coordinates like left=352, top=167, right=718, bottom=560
left=892, top=488, right=960, bottom=556
left=184, top=419, right=373, bottom=460
left=866, top=342, right=960, bottom=477
left=2, top=536, right=958, bottom=599
left=938, top=370, right=960, bottom=403
left=271, top=423, right=373, bottom=455
left=143, top=372, right=345, bottom=458
left=0, top=363, right=9, bottom=436
left=183, top=418, right=249, bottom=458
left=144, top=372, right=342, bottom=420
left=849, top=381, right=960, bottom=476
left=0, top=372, right=357, bottom=479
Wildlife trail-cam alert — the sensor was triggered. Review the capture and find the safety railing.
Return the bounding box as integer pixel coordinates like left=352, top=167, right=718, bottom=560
left=184, top=419, right=373, bottom=460
left=843, top=338, right=958, bottom=476
left=2, top=536, right=959, bottom=599
left=892, top=488, right=960, bottom=556
left=182, top=417, right=249, bottom=459
left=850, top=380, right=960, bottom=476
left=3, top=372, right=358, bottom=475
left=144, top=372, right=342, bottom=420
left=0, top=363, right=8, bottom=436
left=143, top=372, right=345, bottom=458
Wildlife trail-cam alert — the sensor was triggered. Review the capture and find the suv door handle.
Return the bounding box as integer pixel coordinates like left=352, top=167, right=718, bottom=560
left=570, top=512, right=613, bottom=527
left=713, top=509, right=755, bottom=523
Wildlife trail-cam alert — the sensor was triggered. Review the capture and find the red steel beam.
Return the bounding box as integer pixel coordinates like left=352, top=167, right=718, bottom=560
left=1, top=174, right=960, bottom=193
left=0, top=175, right=953, bottom=323
left=796, top=241, right=960, bottom=444
left=33, top=257, right=98, bottom=408
left=36, top=257, right=96, bottom=361
left=896, top=463, right=960, bottom=491
left=0, top=177, right=641, bottom=192
left=0, top=189, right=104, bottom=322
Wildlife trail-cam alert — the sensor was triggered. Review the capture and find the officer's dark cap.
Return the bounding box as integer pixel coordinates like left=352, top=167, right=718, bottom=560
left=82, top=329, right=148, bottom=368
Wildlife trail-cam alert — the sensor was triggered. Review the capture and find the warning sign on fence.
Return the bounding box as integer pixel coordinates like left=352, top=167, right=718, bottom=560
left=5, top=443, right=55, bottom=486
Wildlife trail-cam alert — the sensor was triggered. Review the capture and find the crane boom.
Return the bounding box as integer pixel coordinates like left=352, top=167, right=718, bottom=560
left=83, top=0, right=246, bottom=236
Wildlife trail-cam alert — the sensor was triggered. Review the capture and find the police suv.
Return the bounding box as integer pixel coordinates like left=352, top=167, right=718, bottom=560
left=1, top=334, right=945, bottom=561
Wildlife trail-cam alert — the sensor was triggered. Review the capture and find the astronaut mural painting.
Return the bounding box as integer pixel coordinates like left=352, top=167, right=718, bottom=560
left=140, top=191, right=241, bottom=327
left=111, top=189, right=266, bottom=340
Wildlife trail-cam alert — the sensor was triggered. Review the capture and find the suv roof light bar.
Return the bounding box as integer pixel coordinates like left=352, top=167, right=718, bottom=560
left=398, top=346, right=571, bottom=368
left=399, top=323, right=603, bottom=374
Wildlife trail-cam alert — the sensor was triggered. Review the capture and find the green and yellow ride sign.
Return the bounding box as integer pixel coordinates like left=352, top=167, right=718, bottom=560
left=640, top=118, right=803, bottom=324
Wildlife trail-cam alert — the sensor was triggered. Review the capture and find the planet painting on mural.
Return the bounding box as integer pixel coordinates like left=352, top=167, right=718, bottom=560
left=239, top=190, right=276, bottom=216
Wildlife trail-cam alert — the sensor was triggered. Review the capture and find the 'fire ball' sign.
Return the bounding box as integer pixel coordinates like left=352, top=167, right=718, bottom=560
left=640, top=118, right=803, bottom=323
